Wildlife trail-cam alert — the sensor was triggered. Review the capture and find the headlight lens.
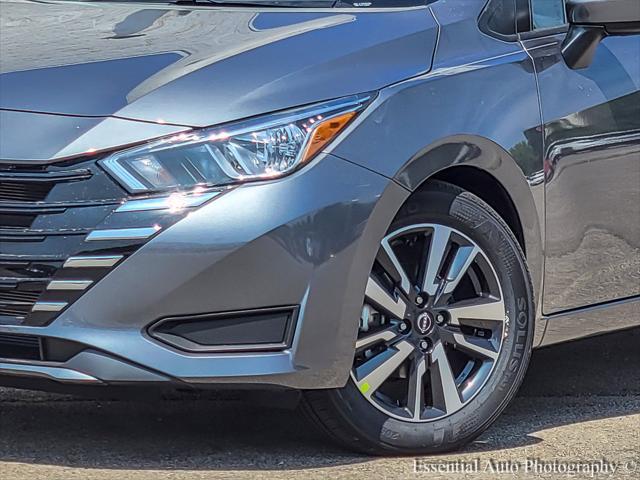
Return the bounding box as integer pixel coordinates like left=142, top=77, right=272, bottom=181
left=100, top=95, right=371, bottom=193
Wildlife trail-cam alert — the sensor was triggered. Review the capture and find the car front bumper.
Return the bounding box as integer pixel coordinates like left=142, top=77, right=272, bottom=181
left=0, top=153, right=408, bottom=390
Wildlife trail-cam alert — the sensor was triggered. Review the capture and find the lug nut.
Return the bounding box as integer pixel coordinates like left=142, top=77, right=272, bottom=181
left=399, top=321, right=409, bottom=332
left=415, top=293, right=428, bottom=307
left=419, top=340, right=430, bottom=352
left=436, top=313, right=446, bottom=325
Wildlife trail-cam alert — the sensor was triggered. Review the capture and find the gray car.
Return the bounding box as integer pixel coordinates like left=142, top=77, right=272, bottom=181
left=0, top=0, right=639, bottom=454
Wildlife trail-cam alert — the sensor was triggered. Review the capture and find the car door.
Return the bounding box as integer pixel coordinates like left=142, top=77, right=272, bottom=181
left=519, top=0, right=640, bottom=314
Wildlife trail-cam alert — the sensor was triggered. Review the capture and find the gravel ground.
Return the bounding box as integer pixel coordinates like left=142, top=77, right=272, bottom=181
left=0, top=327, right=638, bottom=480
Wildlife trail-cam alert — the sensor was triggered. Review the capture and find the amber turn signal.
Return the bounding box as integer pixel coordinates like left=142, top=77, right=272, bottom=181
left=301, top=111, right=357, bottom=164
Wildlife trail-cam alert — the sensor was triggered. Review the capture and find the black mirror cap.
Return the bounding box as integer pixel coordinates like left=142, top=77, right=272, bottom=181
left=562, top=0, right=640, bottom=69
left=567, top=0, right=640, bottom=32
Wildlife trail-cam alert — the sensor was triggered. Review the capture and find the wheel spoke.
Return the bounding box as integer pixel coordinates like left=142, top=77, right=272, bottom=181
left=379, top=235, right=412, bottom=295
left=439, top=327, right=499, bottom=360
left=429, top=341, right=463, bottom=413
left=355, top=327, right=399, bottom=351
left=407, top=356, right=427, bottom=420
left=447, top=297, right=506, bottom=325
left=365, top=276, right=407, bottom=319
left=422, top=226, right=451, bottom=296
left=354, top=222, right=509, bottom=423
left=443, top=245, right=479, bottom=294
left=354, top=340, right=414, bottom=398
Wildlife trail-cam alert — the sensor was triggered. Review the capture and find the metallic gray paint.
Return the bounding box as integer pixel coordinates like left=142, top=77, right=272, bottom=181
left=541, top=297, right=640, bottom=346
left=522, top=34, right=640, bottom=314
left=0, top=0, right=638, bottom=390
left=0, top=109, right=189, bottom=163
left=0, top=154, right=410, bottom=388
left=0, top=2, right=437, bottom=128
left=331, top=0, right=547, bottom=344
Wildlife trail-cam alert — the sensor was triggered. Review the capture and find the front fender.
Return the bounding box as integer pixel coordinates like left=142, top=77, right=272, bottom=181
left=330, top=39, right=546, bottom=344
left=396, top=135, right=544, bottom=327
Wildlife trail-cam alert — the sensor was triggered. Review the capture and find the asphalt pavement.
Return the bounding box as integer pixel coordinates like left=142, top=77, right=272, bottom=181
left=0, top=327, right=639, bottom=480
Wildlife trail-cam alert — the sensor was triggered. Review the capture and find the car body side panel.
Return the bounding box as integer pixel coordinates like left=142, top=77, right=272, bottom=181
left=541, top=296, right=640, bottom=346
left=522, top=34, right=640, bottom=314
left=331, top=0, right=546, bottom=344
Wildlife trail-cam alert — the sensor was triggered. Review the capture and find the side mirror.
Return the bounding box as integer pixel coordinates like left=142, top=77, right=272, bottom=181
left=562, top=0, right=640, bottom=69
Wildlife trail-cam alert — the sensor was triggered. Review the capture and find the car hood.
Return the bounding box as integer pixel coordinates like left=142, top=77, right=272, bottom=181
left=0, top=1, right=437, bottom=130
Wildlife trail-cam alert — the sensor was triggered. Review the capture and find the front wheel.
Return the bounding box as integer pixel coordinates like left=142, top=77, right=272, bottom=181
left=302, top=181, right=534, bottom=454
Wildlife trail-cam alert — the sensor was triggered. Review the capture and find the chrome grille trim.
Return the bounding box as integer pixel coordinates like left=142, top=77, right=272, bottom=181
left=85, top=227, right=160, bottom=241
left=63, top=255, right=123, bottom=268
left=46, top=280, right=93, bottom=291
left=31, top=301, right=68, bottom=312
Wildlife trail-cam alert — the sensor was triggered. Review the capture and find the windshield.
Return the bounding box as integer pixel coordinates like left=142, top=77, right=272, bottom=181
left=51, top=0, right=428, bottom=8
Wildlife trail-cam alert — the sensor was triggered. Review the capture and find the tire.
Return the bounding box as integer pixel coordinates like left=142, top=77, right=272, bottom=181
left=301, top=180, right=534, bottom=455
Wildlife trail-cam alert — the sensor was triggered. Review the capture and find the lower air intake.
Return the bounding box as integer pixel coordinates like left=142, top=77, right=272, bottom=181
left=148, top=307, right=298, bottom=353
left=0, top=333, right=86, bottom=362
left=0, top=333, right=41, bottom=361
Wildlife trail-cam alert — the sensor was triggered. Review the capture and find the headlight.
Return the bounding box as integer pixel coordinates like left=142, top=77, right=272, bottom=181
left=100, top=95, right=371, bottom=194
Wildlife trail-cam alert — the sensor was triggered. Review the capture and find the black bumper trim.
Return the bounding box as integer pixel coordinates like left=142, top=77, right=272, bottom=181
left=148, top=306, right=299, bottom=353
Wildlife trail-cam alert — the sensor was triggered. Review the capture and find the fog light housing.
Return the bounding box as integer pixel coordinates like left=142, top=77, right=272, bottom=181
left=148, top=307, right=298, bottom=353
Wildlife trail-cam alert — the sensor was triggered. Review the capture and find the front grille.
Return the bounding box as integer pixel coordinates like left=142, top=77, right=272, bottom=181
left=0, top=181, right=53, bottom=202
left=0, top=289, right=41, bottom=317
left=0, top=159, right=196, bottom=327
left=0, top=161, right=128, bottom=326
left=0, top=258, right=53, bottom=323
left=0, top=213, right=37, bottom=229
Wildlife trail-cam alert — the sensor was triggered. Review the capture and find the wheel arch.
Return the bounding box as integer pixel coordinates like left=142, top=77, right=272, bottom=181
left=429, top=166, right=525, bottom=254
left=392, top=134, right=545, bottom=344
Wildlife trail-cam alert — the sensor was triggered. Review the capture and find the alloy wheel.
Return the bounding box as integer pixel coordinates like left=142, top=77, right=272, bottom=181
left=352, top=223, right=507, bottom=422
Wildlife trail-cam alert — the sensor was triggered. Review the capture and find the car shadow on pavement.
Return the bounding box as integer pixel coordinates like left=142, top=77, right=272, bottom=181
left=464, top=326, right=640, bottom=453
left=0, top=327, right=638, bottom=470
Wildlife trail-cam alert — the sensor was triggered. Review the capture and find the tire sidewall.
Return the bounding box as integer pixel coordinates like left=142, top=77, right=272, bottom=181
left=332, top=183, right=534, bottom=453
